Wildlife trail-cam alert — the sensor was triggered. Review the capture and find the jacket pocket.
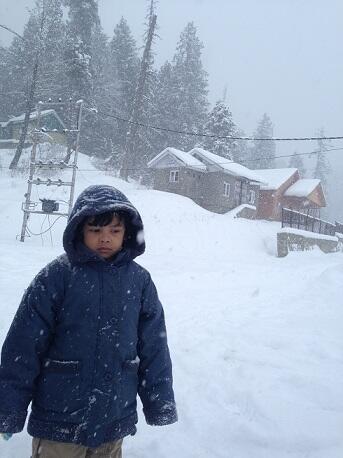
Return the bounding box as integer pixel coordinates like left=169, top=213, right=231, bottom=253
left=34, top=358, right=83, bottom=414
left=120, top=358, right=139, bottom=412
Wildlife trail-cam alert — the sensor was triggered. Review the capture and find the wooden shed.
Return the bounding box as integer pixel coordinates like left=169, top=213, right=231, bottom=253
left=255, top=169, right=326, bottom=220
left=282, top=179, right=326, bottom=216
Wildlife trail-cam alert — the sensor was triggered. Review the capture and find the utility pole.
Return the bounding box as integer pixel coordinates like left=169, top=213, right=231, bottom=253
left=20, top=99, right=83, bottom=242
left=120, top=14, right=157, bottom=181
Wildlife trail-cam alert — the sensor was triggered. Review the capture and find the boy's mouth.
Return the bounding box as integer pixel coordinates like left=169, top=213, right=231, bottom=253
left=97, top=247, right=113, bottom=255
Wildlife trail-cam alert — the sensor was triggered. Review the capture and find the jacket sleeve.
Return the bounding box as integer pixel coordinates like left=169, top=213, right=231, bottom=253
left=0, top=262, right=62, bottom=433
left=137, top=273, right=178, bottom=426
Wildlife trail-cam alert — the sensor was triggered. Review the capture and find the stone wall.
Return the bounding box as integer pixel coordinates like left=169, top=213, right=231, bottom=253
left=277, top=228, right=340, bottom=257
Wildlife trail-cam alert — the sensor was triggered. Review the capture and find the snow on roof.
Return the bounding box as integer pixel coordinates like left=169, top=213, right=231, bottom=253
left=148, top=147, right=207, bottom=171
left=254, top=168, right=298, bottom=190
left=189, top=148, right=265, bottom=183
left=284, top=179, right=321, bottom=197
left=6, top=109, right=56, bottom=124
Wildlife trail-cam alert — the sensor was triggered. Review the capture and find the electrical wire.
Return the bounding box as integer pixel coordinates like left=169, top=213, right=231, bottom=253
left=96, top=108, right=343, bottom=142
left=26, top=215, right=66, bottom=237
left=68, top=146, right=343, bottom=173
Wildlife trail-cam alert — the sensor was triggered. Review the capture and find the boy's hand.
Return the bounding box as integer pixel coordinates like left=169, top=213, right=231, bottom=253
left=0, top=433, right=12, bottom=441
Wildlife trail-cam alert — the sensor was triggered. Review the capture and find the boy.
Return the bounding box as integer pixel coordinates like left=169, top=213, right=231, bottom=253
left=0, top=185, right=177, bottom=457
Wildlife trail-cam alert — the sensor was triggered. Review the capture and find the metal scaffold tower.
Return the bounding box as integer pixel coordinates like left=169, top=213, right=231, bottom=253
left=20, top=99, right=83, bottom=242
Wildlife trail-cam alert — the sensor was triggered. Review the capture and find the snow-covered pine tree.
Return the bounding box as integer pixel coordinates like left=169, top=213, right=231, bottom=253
left=34, top=0, right=67, bottom=103
left=0, top=41, right=27, bottom=119
left=64, top=0, right=100, bottom=102
left=233, top=128, right=250, bottom=165
left=200, top=100, right=236, bottom=159
left=169, top=22, right=209, bottom=151
left=150, top=60, right=175, bottom=153
left=0, top=1, right=66, bottom=118
left=251, top=113, right=276, bottom=169
left=288, top=151, right=306, bottom=177
left=65, top=0, right=109, bottom=156
left=7, top=0, right=68, bottom=169
left=109, top=17, right=140, bottom=163
left=88, top=24, right=112, bottom=158
left=313, top=128, right=331, bottom=191
left=119, top=4, right=157, bottom=180
left=134, top=0, right=160, bottom=171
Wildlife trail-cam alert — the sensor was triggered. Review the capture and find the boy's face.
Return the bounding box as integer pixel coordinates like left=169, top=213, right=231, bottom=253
left=83, top=215, right=125, bottom=259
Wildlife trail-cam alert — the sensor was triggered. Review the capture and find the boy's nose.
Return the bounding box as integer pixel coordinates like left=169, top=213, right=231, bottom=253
left=100, top=232, right=110, bottom=243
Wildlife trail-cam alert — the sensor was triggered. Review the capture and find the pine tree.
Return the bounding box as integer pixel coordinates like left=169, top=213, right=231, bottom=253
left=169, top=22, right=209, bottom=151
left=65, top=0, right=109, bottom=156
left=288, top=151, right=306, bottom=176
left=64, top=0, right=101, bottom=102
left=251, top=113, right=276, bottom=169
left=233, top=128, right=250, bottom=165
left=119, top=7, right=157, bottom=180
left=150, top=60, right=175, bottom=153
left=7, top=0, right=67, bottom=168
left=313, top=128, right=331, bottom=190
left=200, top=100, right=236, bottom=159
left=110, top=18, right=139, bottom=117
left=0, top=42, right=27, bottom=119
left=35, top=0, right=67, bottom=102
left=109, top=17, right=140, bottom=160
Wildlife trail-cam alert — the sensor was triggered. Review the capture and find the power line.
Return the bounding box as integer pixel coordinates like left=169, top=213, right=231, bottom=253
left=0, top=24, right=25, bottom=42
left=96, top=108, right=343, bottom=142
left=70, top=146, right=343, bottom=173
left=26, top=215, right=66, bottom=237
left=242, top=146, right=343, bottom=164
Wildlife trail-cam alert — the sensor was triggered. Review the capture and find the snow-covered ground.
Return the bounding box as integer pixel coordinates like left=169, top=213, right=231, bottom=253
left=0, top=151, right=343, bottom=458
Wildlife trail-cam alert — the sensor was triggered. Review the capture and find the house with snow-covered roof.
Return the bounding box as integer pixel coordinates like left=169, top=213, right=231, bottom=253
left=148, top=147, right=265, bottom=214
left=282, top=179, right=325, bottom=215
left=0, top=109, right=67, bottom=148
left=255, top=168, right=326, bottom=220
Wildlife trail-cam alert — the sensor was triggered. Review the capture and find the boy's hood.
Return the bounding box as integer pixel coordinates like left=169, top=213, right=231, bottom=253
left=63, top=185, right=145, bottom=263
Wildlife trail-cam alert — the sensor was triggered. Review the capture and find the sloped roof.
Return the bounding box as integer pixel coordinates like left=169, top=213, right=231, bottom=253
left=284, top=179, right=321, bottom=197
left=189, top=148, right=266, bottom=183
left=4, top=109, right=66, bottom=129
left=254, top=168, right=298, bottom=190
left=147, top=147, right=207, bottom=171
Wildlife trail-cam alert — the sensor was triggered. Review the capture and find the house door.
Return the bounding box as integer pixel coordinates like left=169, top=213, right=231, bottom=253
left=235, top=181, right=248, bottom=205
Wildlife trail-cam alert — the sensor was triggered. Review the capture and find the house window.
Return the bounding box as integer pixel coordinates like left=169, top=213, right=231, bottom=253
left=248, top=190, right=256, bottom=204
left=223, top=182, right=231, bottom=197
left=169, top=170, right=179, bottom=183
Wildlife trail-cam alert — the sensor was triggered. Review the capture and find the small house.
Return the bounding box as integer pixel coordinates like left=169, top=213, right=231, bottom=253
left=0, top=109, right=67, bottom=148
left=255, top=168, right=326, bottom=220
left=148, top=147, right=265, bottom=214
left=282, top=179, right=326, bottom=217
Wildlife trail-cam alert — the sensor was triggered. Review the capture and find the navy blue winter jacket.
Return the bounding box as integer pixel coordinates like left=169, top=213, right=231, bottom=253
left=0, top=185, right=177, bottom=447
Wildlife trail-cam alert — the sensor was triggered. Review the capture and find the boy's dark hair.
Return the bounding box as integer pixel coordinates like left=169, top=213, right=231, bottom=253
left=86, top=211, right=125, bottom=228
left=76, top=211, right=133, bottom=246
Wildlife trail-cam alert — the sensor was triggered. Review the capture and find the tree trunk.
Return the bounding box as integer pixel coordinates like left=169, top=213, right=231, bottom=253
left=120, top=14, right=157, bottom=181
left=9, top=54, right=40, bottom=170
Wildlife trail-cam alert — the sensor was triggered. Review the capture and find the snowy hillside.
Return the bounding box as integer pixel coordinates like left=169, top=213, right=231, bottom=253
left=0, top=152, right=343, bottom=458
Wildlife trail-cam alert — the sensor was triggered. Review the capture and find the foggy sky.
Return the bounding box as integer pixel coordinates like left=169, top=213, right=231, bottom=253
left=1, top=0, right=343, bottom=168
